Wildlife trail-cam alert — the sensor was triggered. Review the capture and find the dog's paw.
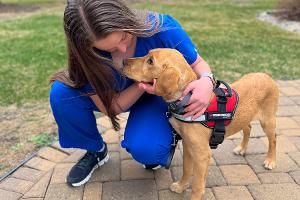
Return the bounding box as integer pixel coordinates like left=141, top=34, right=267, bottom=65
left=170, top=181, right=188, bottom=193
left=264, top=158, right=276, bottom=170
left=233, top=145, right=246, bottom=156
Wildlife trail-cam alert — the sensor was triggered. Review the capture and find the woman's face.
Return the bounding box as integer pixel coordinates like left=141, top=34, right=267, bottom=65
left=93, top=31, right=133, bottom=54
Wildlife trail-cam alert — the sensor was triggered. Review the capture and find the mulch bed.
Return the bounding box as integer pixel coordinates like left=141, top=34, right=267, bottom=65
left=273, top=10, right=300, bottom=22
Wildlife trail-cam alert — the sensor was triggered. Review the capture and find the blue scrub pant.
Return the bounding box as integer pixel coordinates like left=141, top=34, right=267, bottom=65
left=49, top=81, right=173, bottom=166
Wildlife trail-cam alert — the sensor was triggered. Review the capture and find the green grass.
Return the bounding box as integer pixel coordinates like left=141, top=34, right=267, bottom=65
left=1, top=0, right=62, bottom=5
left=11, top=143, right=24, bottom=151
left=0, top=13, right=66, bottom=105
left=0, top=0, right=299, bottom=106
left=29, top=132, right=56, bottom=148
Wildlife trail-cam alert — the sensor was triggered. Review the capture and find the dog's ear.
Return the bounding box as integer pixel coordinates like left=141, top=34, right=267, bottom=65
left=155, top=67, right=180, bottom=100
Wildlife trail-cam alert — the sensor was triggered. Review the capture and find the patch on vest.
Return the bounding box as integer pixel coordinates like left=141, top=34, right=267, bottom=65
left=201, top=88, right=239, bottom=128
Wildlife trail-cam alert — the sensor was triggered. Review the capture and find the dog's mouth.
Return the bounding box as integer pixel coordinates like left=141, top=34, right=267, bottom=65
left=141, top=81, right=153, bottom=84
left=140, top=78, right=157, bottom=85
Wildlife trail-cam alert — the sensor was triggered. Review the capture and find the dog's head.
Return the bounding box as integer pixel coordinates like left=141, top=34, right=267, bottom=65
left=122, top=48, right=197, bottom=101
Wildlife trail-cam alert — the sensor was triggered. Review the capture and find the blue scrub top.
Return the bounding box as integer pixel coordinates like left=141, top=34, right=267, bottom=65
left=97, top=13, right=198, bottom=92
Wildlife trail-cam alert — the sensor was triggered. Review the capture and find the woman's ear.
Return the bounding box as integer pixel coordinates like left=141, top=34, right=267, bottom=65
left=155, top=67, right=180, bottom=100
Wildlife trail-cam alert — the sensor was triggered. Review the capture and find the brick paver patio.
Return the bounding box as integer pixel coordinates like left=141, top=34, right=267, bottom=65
left=1, top=80, right=300, bottom=200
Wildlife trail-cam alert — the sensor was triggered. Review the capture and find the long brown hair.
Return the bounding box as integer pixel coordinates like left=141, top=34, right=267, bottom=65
left=50, top=0, right=160, bottom=130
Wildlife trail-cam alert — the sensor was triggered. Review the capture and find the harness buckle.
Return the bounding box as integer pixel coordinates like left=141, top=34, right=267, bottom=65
left=171, top=129, right=182, bottom=147
left=169, top=102, right=177, bottom=110
left=166, top=111, right=172, bottom=118
left=172, top=134, right=177, bottom=147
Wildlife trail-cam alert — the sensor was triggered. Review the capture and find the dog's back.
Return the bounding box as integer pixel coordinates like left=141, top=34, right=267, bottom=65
left=225, top=73, right=279, bottom=135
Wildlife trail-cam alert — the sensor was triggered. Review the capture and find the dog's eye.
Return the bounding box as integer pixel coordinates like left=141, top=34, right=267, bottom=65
left=147, top=57, right=154, bottom=65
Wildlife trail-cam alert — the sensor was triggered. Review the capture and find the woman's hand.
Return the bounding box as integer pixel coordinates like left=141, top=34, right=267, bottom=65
left=138, top=79, right=156, bottom=94
left=180, top=77, right=214, bottom=120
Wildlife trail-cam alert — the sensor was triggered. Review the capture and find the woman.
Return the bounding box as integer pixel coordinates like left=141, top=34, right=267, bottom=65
left=50, top=0, right=214, bottom=187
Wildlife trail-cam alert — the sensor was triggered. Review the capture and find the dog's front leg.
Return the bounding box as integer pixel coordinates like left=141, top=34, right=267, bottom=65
left=170, top=140, right=192, bottom=193
left=190, top=144, right=211, bottom=200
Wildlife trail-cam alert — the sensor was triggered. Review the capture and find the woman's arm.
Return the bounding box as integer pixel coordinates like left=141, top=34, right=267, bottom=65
left=90, top=82, right=145, bottom=115
left=190, top=55, right=212, bottom=76
left=180, top=55, right=214, bottom=120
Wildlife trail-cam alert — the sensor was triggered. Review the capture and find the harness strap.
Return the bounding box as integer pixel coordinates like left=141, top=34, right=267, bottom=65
left=168, top=92, right=192, bottom=114
left=165, top=127, right=182, bottom=169
left=171, top=112, right=206, bottom=122
left=167, top=92, right=208, bottom=122
left=209, top=84, right=228, bottom=149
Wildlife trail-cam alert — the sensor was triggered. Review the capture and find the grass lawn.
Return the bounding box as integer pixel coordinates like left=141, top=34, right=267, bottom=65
left=0, top=0, right=299, bottom=106
left=1, top=0, right=62, bottom=5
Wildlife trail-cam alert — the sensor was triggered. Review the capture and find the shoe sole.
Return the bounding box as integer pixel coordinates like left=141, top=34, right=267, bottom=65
left=68, top=154, right=109, bottom=187
left=142, top=164, right=162, bottom=170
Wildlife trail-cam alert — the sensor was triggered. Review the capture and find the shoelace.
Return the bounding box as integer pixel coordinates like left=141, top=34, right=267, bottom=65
left=76, top=152, right=97, bottom=170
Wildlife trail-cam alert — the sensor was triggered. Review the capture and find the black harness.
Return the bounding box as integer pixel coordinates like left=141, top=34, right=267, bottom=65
left=165, top=80, right=236, bottom=150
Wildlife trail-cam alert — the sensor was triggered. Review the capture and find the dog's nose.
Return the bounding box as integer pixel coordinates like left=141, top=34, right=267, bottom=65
left=123, top=59, right=128, bottom=67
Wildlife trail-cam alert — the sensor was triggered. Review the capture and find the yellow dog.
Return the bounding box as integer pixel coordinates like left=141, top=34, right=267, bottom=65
left=123, top=48, right=279, bottom=200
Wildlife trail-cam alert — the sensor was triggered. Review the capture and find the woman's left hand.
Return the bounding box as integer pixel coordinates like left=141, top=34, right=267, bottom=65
left=180, top=77, right=214, bottom=120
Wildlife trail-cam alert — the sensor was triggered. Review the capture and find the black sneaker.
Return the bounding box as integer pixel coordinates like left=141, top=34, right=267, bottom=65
left=142, top=164, right=162, bottom=170
left=66, top=142, right=109, bottom=187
